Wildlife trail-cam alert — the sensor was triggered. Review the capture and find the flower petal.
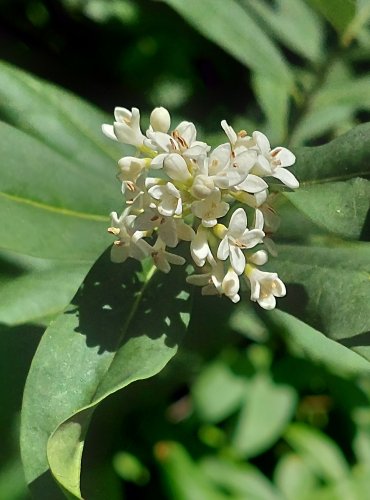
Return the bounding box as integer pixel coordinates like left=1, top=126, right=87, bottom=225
left=229, top=245, right=245, bottom=275
left=272, top=168, right=299, bottom=189
left=217, top=236, right=230, bottom=260
left=229, top=208, right=247, bottom=236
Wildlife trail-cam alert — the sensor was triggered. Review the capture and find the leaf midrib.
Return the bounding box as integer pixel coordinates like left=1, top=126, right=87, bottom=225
left=1, top=62, right=118, bottom=163
left=0, top=191, right=108, bottom=221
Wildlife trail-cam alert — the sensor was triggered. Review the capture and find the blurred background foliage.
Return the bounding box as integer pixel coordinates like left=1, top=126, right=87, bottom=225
left=0, top=0, right=370, bottom=498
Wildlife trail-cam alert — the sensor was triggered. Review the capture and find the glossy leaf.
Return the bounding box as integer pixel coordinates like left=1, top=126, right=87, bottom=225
left=274, top=241, right=370, bottom=362
left=231, top=373, right=297, bottom=458
left=0, top=251, right=90, bottom=326
left=163, top=0, right=293, bottom=86
left=291, top=122, right=370, bottom=184
left=267, top=310, right=370, bottom=378
left=21, top=251, right=191, bottom=499
left=0, top=60, right=122, bottom=170
left=284, top=178, right=370, bottom=240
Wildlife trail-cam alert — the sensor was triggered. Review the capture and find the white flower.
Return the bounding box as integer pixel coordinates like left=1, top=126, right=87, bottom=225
left=139, top=238, right=185, bottom=273
left=108, top=210, right=147, bottom=263
left=102, top=107, right=145, bottom=148
left=187, top=261, right=240, bottom=303
left=148, top=182, right=182, bottom=216
left=134, top=208, right=194, bottom=248
left=190, top=225, right=211, bottom=267
left=217, top=208, right=264, bottom=275
left=252, top=131, right=299, bottom=189
left=150, top=107, right=171, bottom=133
left=186, top=258, right=224, bottom=296
left=191, top=190, right=229, bottom=227
left=245, top=265, right=286, bottom=310
left=222, top=268, right=240, bottom=303
left=209, top=143, right=257, bottom=188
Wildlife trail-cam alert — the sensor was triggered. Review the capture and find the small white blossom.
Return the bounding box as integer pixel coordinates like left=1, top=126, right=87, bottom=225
left=103, top=105, right=299, bottom=309
left=190, top=225, right=211, bottom=267
left=217, top=208, right=264, bottom=275
left=148, top=182, right=182, bottom=217
left=139, top=238, right=185, bottom=273
left=150, top=107, right=171, bottom=133
left=245, top=265, right=286, bottom=310
left=108, top=210, right=147, bottom=263
left=103, top=107, right=145, bottom=148
left=191, top=190, right=229, bottom=227
left=252, top=131, right=299, bottom=189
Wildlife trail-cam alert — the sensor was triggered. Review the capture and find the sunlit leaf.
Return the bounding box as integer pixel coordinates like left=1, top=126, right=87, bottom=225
left=0, top=251, right=90, bottom=326
left=273, top=241, right=370, bottom=361
left=245, top=0, right=324, bottom=63
left=267, top=310, right=370, bottom=378
left=192, top=361, right=246, bottom=423
left=154, top=442, right=227, bottom=500
left=21, top=251, right=192, bottom=499
left=284, top=178, right=370, bottom=240
left=163, top=0, right=293, bottom=86
left=284, top=423, right=350, bottom=482
left=231, top=372, right=297, bottom=458
left=274, top=453, right=319, bottom=500
left=201, top=456, right=283, bottom=500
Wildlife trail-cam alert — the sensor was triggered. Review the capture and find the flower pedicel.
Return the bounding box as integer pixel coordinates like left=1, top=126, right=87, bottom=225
left=103, top=107, right=299, bottom=310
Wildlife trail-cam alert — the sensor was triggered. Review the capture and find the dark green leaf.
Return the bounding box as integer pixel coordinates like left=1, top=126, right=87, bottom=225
left=267, top=310, right=370, bottom=378
left=274, top=241, right=370, bottom=361
left=21, top=251, right=191, bottom=499
left=0, top=251, right=90, bottom=325
left=284, top=178, right=370, bottom=240
left=291, top=122, right=370, bottom=184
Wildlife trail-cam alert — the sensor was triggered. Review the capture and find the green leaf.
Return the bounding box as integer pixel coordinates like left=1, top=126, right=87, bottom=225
left=0, top=120, right=118, bottom=260
left=0, top=251, right=90, bottom=326
left=291, top=122, right=370, bottom=184
left=308, top=0, right=356, bottom=36
left=0, top=60, right=122, bottom=169
left=245, top=0, right=324, bottom=63
left=231, top=373, right=297, bottom=458
left=284, top=423, right=350, bottom=482
left=291, top=76, right=370, bottom=144
left=21, top=251, right=192, bottom=499
left=163, top=0, right=293, bottom=86
left=192, top=361, right=246, bottom=423
left=274, top=453, right=319, bottom=500
left=267, top=310, right=370, bottom=378
left=252, top=73, right=290, bottom=144
left=274, top=241, right=370, bottom=361
left=201, top=456, right=283, bottom=500
left=154, top=442, right=228, bottom=500
left=284, top=178, right=370, bottom=240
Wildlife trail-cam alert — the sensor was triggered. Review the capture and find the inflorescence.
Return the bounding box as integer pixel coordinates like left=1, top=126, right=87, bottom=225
left=102, top=107, right=299, bottom=310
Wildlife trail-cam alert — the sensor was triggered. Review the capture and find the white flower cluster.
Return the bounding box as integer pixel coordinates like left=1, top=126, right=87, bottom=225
left=103, top=106, right=299, bottom=310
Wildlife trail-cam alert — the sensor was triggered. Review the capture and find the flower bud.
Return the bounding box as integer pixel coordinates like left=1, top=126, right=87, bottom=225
left=190, top=175, right=215, bottom=199
left=164, top=153, right=191, bottom=183
left=150, top=107, right=171, bottom=133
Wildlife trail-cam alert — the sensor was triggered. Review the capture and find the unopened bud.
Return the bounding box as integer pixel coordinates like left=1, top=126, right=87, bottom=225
left=150, top=107, right=171, bottom=133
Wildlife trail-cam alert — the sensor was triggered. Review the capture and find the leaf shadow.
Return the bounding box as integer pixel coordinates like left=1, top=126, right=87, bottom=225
left=70, top=248, right=191, bottom=354
left=339, top=332, right=370, bottom=348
